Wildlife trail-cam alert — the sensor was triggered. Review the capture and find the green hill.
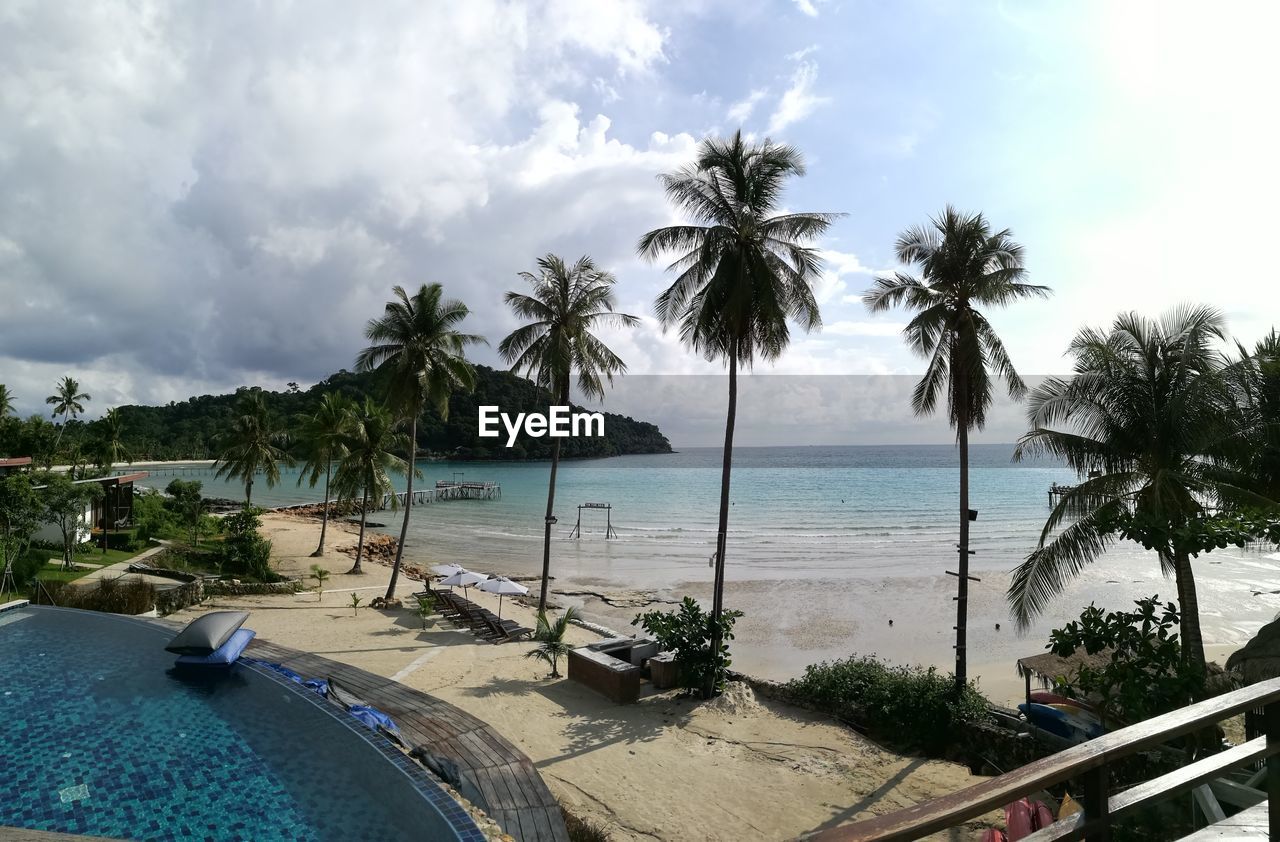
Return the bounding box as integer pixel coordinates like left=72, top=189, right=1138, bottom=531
left=113, top=366, right=672, bottom=461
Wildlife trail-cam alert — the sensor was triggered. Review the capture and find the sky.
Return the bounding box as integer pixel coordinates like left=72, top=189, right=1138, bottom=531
left=2, top=0, right=1278, bottom=446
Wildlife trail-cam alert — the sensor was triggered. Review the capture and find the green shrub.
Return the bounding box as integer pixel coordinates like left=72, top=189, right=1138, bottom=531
left=9, top=548, right=52, bottom=585
left=35, top=578, right=157, bottom=615
left=1048, top=596, right=1202, bottom=724
left=218, top=507, right=277, bottom=581
left=787, top=656, right=989, bottom=755
left=635, top=596, right=742, bottom=696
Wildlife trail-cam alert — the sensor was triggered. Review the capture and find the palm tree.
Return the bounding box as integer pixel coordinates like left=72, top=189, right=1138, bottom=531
left=95, top=408, right=131, bottom=471
left=296, top=393, right=354, bottom=557
left=638, top=130, right=840, bottom=698
left=863, top=206, right=1049, bottom=689
left=46, top=376, right=90, bottom=451
left=1224, top=330, right=1280, bottom=501
left=525, top=607, right=578, bottom=678
left=213, top=390, right=292, bottom=507
left=500, top=254, right=638, bottom=612
left=1008, top=306, right=1272, bottom=673
left=332, top=398, right=406, bottom=575
left=0, top=385, right=14, bottom=417
left=357, top=284, right=483, bottom=598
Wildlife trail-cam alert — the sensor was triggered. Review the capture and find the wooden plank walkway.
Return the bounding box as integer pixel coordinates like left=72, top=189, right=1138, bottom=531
left=247, top=638, right=569, bottom=842
left=1180, top=801, right=1269, bottom=840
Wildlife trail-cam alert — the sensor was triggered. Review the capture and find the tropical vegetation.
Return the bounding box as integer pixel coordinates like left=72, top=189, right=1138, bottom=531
left=638, top=129, right=839, bottom=698
left=296, top=393, right=354, bottom=556
left=356, top=283, right=483, bottom=599
left=1008, top=306, right=1276, bottom=674
left=864, top=206, right=1049, bottom=689
left=332, top=398, right=407, bottom=575
left=526, top=607, right=578, bottom=678
left=46, top=376, right=90, bottom=452
left=787, top=656, right=989, bottom=756
left=500, top=253, right=637, bottom=612
left=635, top=596, right=742, bottom=695
left=1046, top=597, right=1202, bottom=726
left=213, top=389, right=293, bottom=506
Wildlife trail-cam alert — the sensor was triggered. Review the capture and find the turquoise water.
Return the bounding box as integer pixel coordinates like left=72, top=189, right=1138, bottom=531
left=131, top=444, right=1073, bottom=584
left=125, top=446, right=1280, bottom=690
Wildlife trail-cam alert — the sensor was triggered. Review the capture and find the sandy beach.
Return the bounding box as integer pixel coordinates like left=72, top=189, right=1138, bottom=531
left=169, top=512, right=1002, bottom=841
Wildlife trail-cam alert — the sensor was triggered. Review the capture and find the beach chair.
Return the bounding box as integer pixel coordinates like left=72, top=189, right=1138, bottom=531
left=481, top=613, right=533, bottom=643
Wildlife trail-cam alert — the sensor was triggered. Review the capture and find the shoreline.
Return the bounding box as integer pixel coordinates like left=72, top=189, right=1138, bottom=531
left=276, top=506, right=1262, bottom=707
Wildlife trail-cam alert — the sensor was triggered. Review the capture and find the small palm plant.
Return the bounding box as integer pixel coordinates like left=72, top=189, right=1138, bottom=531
left=350, top=592, right=363, bottom=616
left=311, top=565, right=329, bottom=602
left=525, top=607, right=577, bottom=678
left=416, top=595, right=433, bottom=629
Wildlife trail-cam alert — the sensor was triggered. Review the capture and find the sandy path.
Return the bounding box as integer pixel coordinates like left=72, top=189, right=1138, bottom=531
left=168, top=512, right=998, bottom=841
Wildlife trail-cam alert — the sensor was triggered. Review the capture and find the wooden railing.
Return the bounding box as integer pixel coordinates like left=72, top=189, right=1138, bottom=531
left=810, top=676, right=1280, bottom=841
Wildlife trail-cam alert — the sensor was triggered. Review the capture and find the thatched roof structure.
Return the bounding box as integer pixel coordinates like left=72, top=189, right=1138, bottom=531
left=1227, top=616, right=1280, bottom=684
left=1017, top=648, right=1115, bottom=688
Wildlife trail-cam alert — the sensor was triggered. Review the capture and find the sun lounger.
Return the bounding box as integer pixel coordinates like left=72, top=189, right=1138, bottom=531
left=483, top=615, right=533, bottom=642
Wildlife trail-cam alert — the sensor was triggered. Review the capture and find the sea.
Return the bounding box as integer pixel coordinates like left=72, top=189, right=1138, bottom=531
left=134, top=444, right=1072, bottom=583
left=129, top=445, right=1280, bottom=696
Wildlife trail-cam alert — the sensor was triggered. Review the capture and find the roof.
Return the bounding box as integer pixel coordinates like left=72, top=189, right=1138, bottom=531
left=1017, top=648, right=1116, bottom=686
left=106, top=471, right=149, bottom=485
left=1228, top=617, right=1280, bottom=684
left=0, top=456, right=33, bottom=468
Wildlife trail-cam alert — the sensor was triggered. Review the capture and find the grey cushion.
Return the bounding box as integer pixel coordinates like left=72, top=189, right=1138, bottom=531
left=165, top=611, right=250, bottom=655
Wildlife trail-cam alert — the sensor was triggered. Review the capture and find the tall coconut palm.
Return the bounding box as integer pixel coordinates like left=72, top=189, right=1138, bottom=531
left=863, top=206, right=1049, bottom=689
left=213, top=390, right=292, bottom=507
left=46, top=376, right=90, bottom=451
left=638, top=130, right=840, bottom=698
left=1008, top=306, right=1271, bottom=672
left=0, top=385, right=14, bottom=417
left=296, top=393, right=354, bottom=557
left=332, top=398, right=407, bottom=575
left=500, top=254, right=638, bottom=612
left=357, top=284, right=483, bottom=599
left=95, top=408, right=131, bottom=472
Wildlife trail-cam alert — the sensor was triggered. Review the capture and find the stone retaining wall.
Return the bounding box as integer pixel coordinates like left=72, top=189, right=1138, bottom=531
left=204, top=579, right=303, bottom=597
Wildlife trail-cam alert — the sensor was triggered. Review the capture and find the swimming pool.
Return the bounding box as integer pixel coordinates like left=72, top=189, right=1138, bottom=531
left=0, top=603, right=484, bottom=841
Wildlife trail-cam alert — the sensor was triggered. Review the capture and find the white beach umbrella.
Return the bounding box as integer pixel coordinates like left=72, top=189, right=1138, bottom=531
left=431, top=563, right=464, bottom=578
left=477, top=576, right=529, bottom=619
left=439, top=569, right=489, bottom=598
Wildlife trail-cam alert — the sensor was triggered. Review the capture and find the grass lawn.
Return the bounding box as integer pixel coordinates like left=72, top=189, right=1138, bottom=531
left=76, top=547, right=151, bottom=566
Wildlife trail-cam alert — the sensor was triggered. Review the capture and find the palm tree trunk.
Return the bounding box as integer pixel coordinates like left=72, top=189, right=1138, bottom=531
left=1173, top=550, right=1207, bottom=675
left=538, top=385, right=568, bottom=613
left=956, top=374, right=971, bottom=692
left=707, top=346, right=739, bottom=700
left=245, top=478, right=253, bottom=508
left=349, top=490, right=368, bottom=574
left=385, top=415, right=416, bottom=599
left=313, top=460, right=331, bottom=557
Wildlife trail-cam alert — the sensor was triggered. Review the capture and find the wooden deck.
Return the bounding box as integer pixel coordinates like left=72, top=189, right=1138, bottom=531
left=247, top=638, right=569, bottom=842
left=1180, top=801, right=1269, bottom=840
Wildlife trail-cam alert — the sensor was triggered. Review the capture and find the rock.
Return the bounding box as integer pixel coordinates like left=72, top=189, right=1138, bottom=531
left=371, top=596, right=403, bottom=610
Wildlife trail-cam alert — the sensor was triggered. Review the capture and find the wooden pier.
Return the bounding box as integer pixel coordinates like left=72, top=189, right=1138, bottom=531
left=377, top=489, right=436, bottom=510
left=1048, top=482, right=1076, bottom=506
left=434, top=480, right=501, bottom=501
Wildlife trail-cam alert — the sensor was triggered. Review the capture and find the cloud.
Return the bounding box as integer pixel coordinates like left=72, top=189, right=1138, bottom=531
left=821, top=321, right=907, bottom=337
left=0, top=1, right=696, bottom=418
left=726, top=89, right=767, bottom=123
left=767, top=60, right=830, bottom=134
left=791, top=0, right=823, bottom=17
